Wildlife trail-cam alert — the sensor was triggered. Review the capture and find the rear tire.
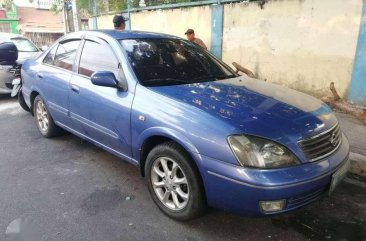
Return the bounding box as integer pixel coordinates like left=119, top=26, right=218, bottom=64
left=145, top=141, right=206, bottom=221
left=33, top=95, right=62, bottom=138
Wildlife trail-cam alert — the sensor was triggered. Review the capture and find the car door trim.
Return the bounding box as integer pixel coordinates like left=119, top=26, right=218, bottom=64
left=48, top=101, right=68, bottom=116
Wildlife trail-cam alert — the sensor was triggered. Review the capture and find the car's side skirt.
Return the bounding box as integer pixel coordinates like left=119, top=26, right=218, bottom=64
left=55, top=121, right=139, bottom=166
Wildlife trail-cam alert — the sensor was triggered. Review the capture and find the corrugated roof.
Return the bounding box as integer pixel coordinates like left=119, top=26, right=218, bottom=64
left=16, top=7, right=64, bottom=33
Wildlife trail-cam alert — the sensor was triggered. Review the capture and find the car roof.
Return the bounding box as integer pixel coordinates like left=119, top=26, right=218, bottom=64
left=95, top=30, right=180, bottom=40
left=89, top=30, right=180, bottom=40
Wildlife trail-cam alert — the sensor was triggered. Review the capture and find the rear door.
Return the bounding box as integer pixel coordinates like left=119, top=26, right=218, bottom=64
left=38, top=39, right=81, bottom=126
left=69, top=36, right=133, bottom=159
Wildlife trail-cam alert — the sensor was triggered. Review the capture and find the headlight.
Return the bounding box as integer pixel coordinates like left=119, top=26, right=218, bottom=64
left=227, top=135, right=299, bottom=168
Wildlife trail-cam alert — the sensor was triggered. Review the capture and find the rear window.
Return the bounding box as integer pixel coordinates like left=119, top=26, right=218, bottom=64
left=11, top=38, right=38, bottom=52
left=53, top=40, right=81, bottom=71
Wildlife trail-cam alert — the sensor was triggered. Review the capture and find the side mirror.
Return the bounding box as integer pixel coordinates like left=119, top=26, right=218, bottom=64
left=91, top=71, right=119, bottom=88
left=0, top=42, right=18, bottom=65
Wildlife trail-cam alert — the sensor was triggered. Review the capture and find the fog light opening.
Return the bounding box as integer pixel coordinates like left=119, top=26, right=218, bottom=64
left=259, top=200, right=286, bottom=213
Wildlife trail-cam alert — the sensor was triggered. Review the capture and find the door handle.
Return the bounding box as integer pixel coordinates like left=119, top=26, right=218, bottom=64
left=36, top=73, right=43, bottom=79
left=71, top=84, right=80, bottom=93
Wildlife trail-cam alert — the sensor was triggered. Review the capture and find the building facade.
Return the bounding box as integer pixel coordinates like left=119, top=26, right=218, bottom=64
left=0, top=3, right=19, bottom=33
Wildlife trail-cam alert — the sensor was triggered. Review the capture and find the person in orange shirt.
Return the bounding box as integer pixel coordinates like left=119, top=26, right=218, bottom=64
left=184, top=29, right=207, bottom=50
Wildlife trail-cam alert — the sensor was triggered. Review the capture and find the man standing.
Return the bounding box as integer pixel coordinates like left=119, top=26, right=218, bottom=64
left=184, top=29, right=207, bottom=50
left=113, top=14, right=129, bottom=30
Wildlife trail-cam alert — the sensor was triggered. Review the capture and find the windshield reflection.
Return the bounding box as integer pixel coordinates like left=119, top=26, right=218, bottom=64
left=121, top=38, right=237, bottom=86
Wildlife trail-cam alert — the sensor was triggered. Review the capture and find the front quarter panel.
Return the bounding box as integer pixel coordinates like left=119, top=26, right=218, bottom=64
left=131, top=84, right=240, bottom=166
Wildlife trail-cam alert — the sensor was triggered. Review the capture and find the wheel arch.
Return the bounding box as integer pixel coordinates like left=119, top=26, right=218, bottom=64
left=29, top=90, right=40, bottom=116
left=137, top=128, right=200, bottom=178
left=139, top=134, right=208, bottom=207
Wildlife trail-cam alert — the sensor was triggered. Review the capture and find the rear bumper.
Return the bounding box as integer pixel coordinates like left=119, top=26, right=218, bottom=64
left=0, top=88, right=12, bottom=94
left=196, top=133, right=350, bottom=216
left=0, top=66, right=13, bottom=94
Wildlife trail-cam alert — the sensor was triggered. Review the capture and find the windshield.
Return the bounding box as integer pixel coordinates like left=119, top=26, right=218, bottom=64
left=120, top=38, right=237, bottom=86
left=11, top=38, right=38, bottom=52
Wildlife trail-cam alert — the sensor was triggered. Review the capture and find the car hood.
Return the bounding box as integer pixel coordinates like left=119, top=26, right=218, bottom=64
left=148, top=76, right=338, bottom=143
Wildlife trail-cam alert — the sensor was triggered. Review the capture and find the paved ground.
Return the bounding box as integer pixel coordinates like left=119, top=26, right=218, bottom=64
left=0, top=96, right=366, bottom=241
left=336, top=112, right=366, bottom=156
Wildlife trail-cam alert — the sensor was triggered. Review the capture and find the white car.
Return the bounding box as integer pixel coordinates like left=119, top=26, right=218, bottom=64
left=0, top=33, right=41, bottom=94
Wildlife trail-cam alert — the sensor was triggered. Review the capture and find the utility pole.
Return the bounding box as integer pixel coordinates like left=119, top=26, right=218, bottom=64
left=91, top=0, right=98, bottom=30
left=71, top=0, right=80, bottom=32
left=126, top=0, right=131, bottom=30
left=62, top=4, right=68, bottom=34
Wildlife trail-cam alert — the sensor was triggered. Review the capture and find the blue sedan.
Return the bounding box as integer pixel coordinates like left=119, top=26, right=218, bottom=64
left=21, top=30, right=350, bottom=220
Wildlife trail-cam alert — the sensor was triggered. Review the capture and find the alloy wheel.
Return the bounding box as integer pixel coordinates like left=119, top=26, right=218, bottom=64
left=36, top=100, right=49, bottom=133
left=150, top=157, right=189, bottom=211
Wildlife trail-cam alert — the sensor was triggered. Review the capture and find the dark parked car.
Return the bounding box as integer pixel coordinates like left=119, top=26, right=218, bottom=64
left=20, top=30, right=349, bottom=220
left=0, top=33, right=41, bottom=94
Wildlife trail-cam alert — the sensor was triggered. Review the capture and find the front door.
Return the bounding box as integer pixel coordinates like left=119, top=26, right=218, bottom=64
left=69, top=37, right=134, bottom=159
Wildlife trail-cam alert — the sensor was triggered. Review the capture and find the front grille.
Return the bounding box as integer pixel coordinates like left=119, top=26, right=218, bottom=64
left=298, top=124, right=342, bottom=161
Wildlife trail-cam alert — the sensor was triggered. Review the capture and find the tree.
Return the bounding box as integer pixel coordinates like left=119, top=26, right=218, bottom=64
left=0, top=0, right=13, bottom=11
left=76, top=0, right=141, bottom=15
left=76, top=0, right=128, bottom=15
left=49, top=0, right=67, bottom=13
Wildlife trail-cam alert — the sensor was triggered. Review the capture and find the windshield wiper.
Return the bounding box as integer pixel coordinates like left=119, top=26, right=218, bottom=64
left=213, top=74, right=237, bottom=80
left=144, top=75, right=237, bottom=86
left=192, top=74, right=236, bottom=82
left=143, top=78, right=192, bottom=85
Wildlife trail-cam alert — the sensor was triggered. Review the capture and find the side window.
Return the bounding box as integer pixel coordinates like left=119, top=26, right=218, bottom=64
left=43, top=44, right=57, bottom=65
left=54, top=40, right=81, bottom=71
left=78, top=40, right=120, bottom=78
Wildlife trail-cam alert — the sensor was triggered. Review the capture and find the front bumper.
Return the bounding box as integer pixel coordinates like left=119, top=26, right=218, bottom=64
left=196, top=133, right=350, bottom=216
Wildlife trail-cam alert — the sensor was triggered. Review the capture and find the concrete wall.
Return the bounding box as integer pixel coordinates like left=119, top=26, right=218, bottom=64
left=131, top=6, right=212, bottom=50
left=96, top=6, right=211, bottom=49
left=223, top=0, right=362, bottom=98
left=96, top=14, right=114, bottom=29
left=95, top=0, right=362, bottom=98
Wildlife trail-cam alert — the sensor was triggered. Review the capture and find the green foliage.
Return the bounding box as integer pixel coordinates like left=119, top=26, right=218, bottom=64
left=51, top=0, right=261, bottom=15
left=76, top=0, right=90, bottom=12
left=0, top=0, right=13, bottom=11
left=49, top=3, right=59, bottom=13
left=109, top=0, right=127, bottom=12
left=131, top=0, right=140, bottom=8
left=75, top=0, right=129, bottom=14
left=49, top=0, right=67, bottom=14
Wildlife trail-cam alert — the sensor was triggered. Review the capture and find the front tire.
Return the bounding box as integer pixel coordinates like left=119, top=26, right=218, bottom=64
left=33, top=95, right=62, bottom=138
left=145, top=141, right=206, bottom=221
